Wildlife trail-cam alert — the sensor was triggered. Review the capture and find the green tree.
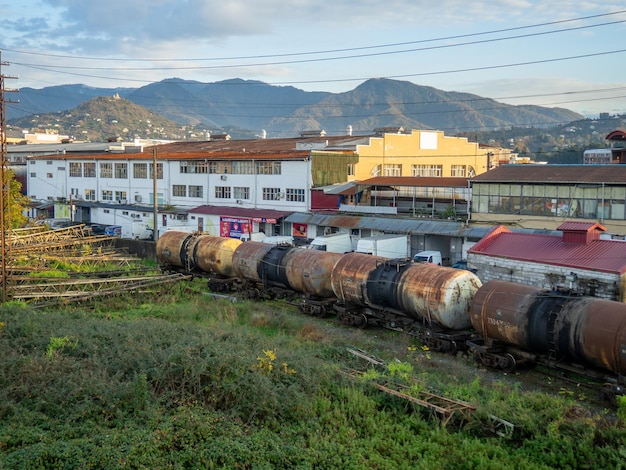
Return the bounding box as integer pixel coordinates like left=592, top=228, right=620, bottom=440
left=2, top=168, right=29, bottom=228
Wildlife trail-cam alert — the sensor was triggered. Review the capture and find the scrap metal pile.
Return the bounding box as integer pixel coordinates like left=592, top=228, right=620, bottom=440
left=4, top=224, right=188, bottom=307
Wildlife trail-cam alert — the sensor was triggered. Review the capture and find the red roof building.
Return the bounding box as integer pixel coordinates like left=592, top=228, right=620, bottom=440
left=468, top=222, right=626, bottom=302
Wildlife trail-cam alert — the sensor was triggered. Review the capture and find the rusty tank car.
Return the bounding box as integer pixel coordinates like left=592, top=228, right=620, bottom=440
left=232, top=241, right=342, bottom=308
left=330, top=253, right=482, bottom=352
left=468, top=280, right=626, bottom=379
left=156, top=231, right=242, bottom=290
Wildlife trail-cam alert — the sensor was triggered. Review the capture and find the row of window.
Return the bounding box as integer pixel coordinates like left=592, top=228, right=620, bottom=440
left=369, top=164, right=472, bottom=177
left=65, top=162, right=165, bottom=179
left=473, top=184, right=626, bottom=220
left=180, top=160, right=282, bottom=175
left=173, top=185, right=305, bottom=202
left=67, top=186, right=306, bottom=203
left=48, top=161, right=285, bottom=178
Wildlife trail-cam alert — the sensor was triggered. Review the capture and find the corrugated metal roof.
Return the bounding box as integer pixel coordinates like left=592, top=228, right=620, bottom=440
left=28, top=135, right=369, bottom=161
left=471, top=164, right=626, bottom=184
left=285, top=213, right=490, bottom=238
left=358, top=176, right=470, bottom=188
left=557, top=222, right=606, bottom=232
left=470, top=230, right=626, bottom=274
left=189, top=205, right=292, bottom=220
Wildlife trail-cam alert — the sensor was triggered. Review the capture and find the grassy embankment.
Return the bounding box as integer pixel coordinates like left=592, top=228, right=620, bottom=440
left=0, top=277, right=625, bottom=469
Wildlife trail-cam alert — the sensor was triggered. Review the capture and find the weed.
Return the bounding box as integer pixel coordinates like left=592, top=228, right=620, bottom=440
left=45, top=336, right=78, bottom=358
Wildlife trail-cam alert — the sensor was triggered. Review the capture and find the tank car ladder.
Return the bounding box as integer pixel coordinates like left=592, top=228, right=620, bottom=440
left=545, top=300, right=565, bottom=367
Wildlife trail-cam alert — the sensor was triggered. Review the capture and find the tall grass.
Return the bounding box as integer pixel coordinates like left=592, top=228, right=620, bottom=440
left=0, top=281, right=624, bottom=469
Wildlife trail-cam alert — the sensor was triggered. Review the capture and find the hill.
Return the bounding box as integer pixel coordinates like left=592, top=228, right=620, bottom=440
left=9, top=94, right=202, bottom=142
left=9, top=78, right=583, bottom=138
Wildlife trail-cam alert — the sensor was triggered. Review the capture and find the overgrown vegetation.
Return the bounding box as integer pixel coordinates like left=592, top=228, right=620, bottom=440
left=0, top=280, right=624, bottom=469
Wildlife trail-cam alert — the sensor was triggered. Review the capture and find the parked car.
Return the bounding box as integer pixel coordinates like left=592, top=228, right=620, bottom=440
left=38, top=218, right=71, bottom=229
left=451, top=260, right=478, bottom=274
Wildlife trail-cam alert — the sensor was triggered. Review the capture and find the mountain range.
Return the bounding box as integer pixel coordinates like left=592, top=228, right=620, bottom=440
left=9, top=78, right=583, bottom=139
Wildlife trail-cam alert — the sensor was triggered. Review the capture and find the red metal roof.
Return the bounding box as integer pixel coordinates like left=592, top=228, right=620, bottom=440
left=606, top=129, right=626, bottom=141
left=556, top=222, right=606, bottom=232
left=469, top=226, right=626, bottom=274
left=188, top=205, right=293, bottom=221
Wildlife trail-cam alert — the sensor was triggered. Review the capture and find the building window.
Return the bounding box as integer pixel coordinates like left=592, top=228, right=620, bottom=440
left=256, top=161, right=281, bottom=175
left=263, top=187, right=281, bottom=200
left=215, top=186, right=231, bottom=199
left=100, top=163, right=112, bottom=178
left=114, top=163, right=128, bottom=179
left=84, top=162, right=96, bottom=177
left=232, top=161, right=254, bottom=174
left=46, top=173, right=52, bottom=178
left=412, top=164, right=442, bottom=177
left=347, top=163, right=355, bottom=177
left=180, top=161, right=208, bottom=174
left=150, top=163, right=163, bottom=179
left=370, top=165, right=381, bottom=177
left=173, top=185, right=187, bottom=197
left=233, top=187, right=250, bottom=199
left=69, top=162, right=82, bottom=177
left=383, top=164, right=402, bottom=176
left=102, top=190, right=113, bottom=201
left=115, top=191, right=127, bottom=202
left=189, top=185, right=203, bottom=198
left=451, top=165, right=466, bottom=177
left=85, top=189, right=96, bottom=201
left=133, top=163, right=148, bottom=179
left=286, top=188, right=305, bottom=202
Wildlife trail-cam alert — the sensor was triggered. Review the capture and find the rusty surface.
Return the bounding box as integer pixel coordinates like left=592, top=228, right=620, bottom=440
left=231, top=241, right=274, bottom=281
left=155, top=231, right=194, bottom=267
left=194, top=235, right=242, bottom=277
left=469, top=280, right=541, bottom=346
left=562, top=297, right=626, bottom=375
left=330, top=253, right=383, bottom=305
left=283, top=249, right=343, bottom=297
left=398, top=264, right=481, bottom=329
left=471, top=280, right=626, bottom=375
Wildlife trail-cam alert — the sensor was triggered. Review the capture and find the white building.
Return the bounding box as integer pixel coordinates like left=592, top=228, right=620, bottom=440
left=26, top=134, right=364, bottom=237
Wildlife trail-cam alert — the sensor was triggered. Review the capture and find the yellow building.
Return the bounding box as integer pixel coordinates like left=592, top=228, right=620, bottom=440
left=350, top=129, right=507, bottom=181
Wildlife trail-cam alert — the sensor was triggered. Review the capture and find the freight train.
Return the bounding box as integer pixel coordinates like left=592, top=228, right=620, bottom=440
left=157, top=231, right=626, bottom=402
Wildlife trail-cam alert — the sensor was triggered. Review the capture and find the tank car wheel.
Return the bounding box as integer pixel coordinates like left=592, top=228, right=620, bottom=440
left=447, top=341, right=458, bottom=356
left=501, top=353, right=517, bottom=373
left=354, top=314, right=368, bottom=329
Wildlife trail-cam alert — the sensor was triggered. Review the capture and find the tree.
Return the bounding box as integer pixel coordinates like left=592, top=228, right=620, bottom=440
left=2, top=168, right=29, bottom=229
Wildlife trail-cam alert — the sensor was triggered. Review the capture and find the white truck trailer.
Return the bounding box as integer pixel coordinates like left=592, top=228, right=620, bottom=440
left=355, top=234, right=409, bottom=259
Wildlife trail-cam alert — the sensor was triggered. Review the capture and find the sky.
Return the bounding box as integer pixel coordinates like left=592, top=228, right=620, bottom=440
left=1, top=0, right=626, bottom=118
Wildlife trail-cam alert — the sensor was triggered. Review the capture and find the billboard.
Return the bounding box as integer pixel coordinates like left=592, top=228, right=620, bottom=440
left=220, top=217, right=250, bottom=239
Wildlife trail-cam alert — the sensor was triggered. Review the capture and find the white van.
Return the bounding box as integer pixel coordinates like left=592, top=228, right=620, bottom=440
left=307, top=233, right=353, bottom=253
left=413, top=250, right=443, bottom=265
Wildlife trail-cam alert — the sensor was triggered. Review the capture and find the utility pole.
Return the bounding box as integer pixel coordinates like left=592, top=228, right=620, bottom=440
left=0, top=50, right=19, bottom=302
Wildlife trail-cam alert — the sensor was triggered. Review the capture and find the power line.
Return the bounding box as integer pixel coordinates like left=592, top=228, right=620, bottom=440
left=4, top=10, right=625, bottom=63
left=11, top=20, right=626, bottom=72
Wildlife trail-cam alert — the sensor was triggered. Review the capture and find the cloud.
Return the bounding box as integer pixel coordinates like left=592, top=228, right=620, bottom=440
left=15, top=0, right=616, bottom=55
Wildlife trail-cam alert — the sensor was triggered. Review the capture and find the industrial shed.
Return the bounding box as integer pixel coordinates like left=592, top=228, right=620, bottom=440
left=468, top=222, right=626, bottom=302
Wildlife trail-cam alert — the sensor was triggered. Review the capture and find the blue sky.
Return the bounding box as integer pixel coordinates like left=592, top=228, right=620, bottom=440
left=1, top=0, right=625, bottom=117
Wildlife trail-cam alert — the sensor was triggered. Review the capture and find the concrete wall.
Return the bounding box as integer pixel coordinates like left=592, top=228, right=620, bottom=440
left=469, top=253, right=623, bottom=302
